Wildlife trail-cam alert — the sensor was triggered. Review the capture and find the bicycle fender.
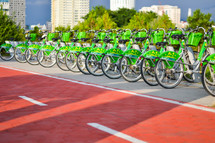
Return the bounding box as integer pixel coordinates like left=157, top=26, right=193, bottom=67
left=79, top=47, right=92, bottom=53
left=58, top=46, right=71, bottom=52
left=159, top=51, right=180, bottom=61
left=1, top=43, right=12, bottom=48
left=16, top=43, right=28, bottom=48
left=205, top=54, right=215, bottom=64
left=142, top=50, right=159, bottom=59
left=104, top=48, right=123, bottom=56
left=122, top=49, right=142, bottom=57
left=27, top=44, right=41, bottom=50
left=0, top=43, right=12, bottom=52
left=89, top=47, right=106, bottom=54
left=68, top=46, right=82, bottom=52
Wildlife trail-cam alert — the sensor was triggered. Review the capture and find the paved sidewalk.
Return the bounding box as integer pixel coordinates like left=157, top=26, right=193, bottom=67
left=0, top=60, right=215, bottom=106
left=1, top=66, right=215, bottom=142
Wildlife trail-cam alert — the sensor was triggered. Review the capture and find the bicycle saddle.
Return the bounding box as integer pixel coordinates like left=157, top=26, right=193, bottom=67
left=118, top=39, right=129, bottom=44
left=135, top=37, right=147, bottom=42
left=81, top=38, right=90, bottom=42
left=156, top=42, right=168, bottom=47
left=52, top=38, right=59, bottom=41
left=26, top=37, right=32, bottom=40
left=38, top=37, right=45, bottom=41
left=70, top=39, right=79, bottom=42
left=171, top=34, right=185, bottom=40
left=92, top=39, right=101, bottom=43
left=103, top=39, right=113, bottom=43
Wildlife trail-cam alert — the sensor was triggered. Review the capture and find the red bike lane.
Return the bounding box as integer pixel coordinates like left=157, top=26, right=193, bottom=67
left=0, top=65, right=215, bottom=143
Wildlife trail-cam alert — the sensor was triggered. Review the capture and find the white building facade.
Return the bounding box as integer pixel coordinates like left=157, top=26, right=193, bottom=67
left=46, top=21, right=52, bottom=31
left=30, top=24, right=47, bottom=31
left=188, top=8, right=192, bottom=17
left=139, top=5, right=181, bottom=27
left=51, top=0, right=89, bottom=31
left=110, top=0, right=135, bottom=11
left=0, top=0, right=9, bottom=15
left=9, top=0, right=26, bottom=29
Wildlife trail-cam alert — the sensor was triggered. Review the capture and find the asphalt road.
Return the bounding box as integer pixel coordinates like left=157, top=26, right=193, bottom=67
left=1, top=59, right=215, bottom=107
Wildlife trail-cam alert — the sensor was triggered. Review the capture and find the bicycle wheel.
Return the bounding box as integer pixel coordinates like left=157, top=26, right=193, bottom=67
left=155, top=59, right=184, bottom=89
left=37, top=50, right=57, bottom=68
left=101, top=55, right=121, bottom=79
left=14, top=47, right=26, bottom=63
left=65, top=52, right=79, bottom=72
left=119, top=56, right=141, bottom=82
left=25, top=48, right=39, bottom=65
left=56, top=51, right=69, bottom=71
left=86, top=54, right=103, bottom=76
left=0, top=47, right=14, bottom=61
left=77, top=53, right=90, bottom=75
left=202, top=63, right=215, bottom=96
left=141, top=58, right=158, bottom=86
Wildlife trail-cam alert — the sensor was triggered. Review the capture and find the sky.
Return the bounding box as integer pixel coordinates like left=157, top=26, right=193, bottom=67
left=26, top=0, right=215, bottom=25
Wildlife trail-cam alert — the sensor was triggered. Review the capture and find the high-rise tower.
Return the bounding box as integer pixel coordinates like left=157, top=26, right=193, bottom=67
left=9, top=0, right=26, bottom=29
left=139, top=5, right=181, bottom=27
left=110, top=0, right=135, bottom=11
left=188, top=8, right=192, bottom=17
left=51, top=0, right=90, bottom=31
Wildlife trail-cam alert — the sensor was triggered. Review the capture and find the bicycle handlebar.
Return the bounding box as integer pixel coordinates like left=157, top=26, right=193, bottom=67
left=140, top=28, right=147, bottom=33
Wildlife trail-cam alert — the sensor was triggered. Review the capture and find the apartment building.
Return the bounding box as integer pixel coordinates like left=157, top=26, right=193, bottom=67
left=110, top=0, right=135, bottom=11
left=51, top=0, right=89, bottom=31
left=9, top=0, right=25, bottom=29
left=139, top=5, right=181, bottom=27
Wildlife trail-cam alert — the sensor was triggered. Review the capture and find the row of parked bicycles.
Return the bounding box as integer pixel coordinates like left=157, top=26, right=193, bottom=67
left=0, top=27, right=215, bottom=96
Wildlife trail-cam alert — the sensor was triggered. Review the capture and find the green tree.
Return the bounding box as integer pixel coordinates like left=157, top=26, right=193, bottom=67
left=83, top=6, right=136, bottom=28
left=73, top=10, right=117, bottom=31
left=0, top=6, right=25, bottom=45
left=110, top=8, right=137, bottom=27
left=73, top=10, right=98, bottom=31
left=187, top=9, right=214, bottom=30
left=125, top=12, right=157, bottom=30
left=55, top=25, right=71, bottom=32
left=83, top=6, right=107, bottom=20
left=96, top=11, right=117, bottom=30
left=150, top=14, right=175, bottom=30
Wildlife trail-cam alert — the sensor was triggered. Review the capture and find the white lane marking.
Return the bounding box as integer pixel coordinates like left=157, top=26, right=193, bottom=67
left=19, top=96, right=47, bottom=106
left=1, top=65, right=215, bottom=113
left=88, top=123, right=147, bottom=143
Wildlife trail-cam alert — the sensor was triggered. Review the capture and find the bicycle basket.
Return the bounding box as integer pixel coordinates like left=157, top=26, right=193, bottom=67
left=62, top=32, right=71, bottom=42
left=135, top=32, right=147, bottom=38
left=121, top=30, right=131, bottom=40
left=109, top=32, right=117, bottom=42
left=152, top=31, right=164, bottom=43
left=77, top=32, right=86, bottom=40
left=30, top=33, right=37, bottom=42
left=211, top=31, right=215, bottom=46
left=188, top=32, right=203, bottom=47
left=47, top=33, right=56, bottom=41
left=169, top=31, right=182, bottom=45
left=98, top=32, right=106, bottom=41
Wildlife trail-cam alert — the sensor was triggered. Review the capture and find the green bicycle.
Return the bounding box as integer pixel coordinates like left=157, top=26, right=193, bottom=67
left=154, top=27, right=212, bottom=89
left=140, top=28, right=179, bottom=86
left=201, top=28, right=215, bottom=96
left=14, top=33, right=37, bottom=63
